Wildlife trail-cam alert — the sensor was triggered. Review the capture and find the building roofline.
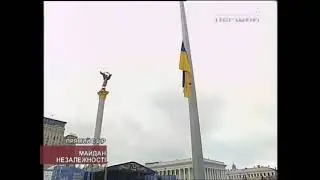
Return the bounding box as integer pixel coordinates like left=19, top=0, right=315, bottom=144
left=44, top=117, right=67, bottom=124
left=226, top=167, right=276, bottom=173
left=146, top=158, right=225, bottom=167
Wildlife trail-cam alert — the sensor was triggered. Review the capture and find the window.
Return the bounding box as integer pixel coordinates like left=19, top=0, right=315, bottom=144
left=264, top=173, right=266, bottom=176
left=268, top=172, right=270, bottom=176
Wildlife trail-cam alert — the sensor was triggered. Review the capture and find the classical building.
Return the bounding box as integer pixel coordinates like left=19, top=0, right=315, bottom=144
left=43, top=117, right=68, bottom=169
left=43, top=117, right=67, bottom=145
left=226, top=164, right=277, bottom=180
left=145, top=158, right=228, bottom=180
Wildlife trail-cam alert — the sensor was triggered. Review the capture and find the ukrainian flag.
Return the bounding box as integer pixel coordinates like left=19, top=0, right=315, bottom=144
left=179, top=42, right=192, bottom=98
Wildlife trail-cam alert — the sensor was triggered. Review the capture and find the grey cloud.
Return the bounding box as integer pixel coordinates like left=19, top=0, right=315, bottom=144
left=151, top=92, right=225, bottom=136
left=204, top=133, right=277, bottom=168
left=254, top=104, right=277, bottom=122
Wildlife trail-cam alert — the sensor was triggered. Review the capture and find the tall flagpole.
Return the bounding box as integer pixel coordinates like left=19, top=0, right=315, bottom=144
left=179, top=1, right=205, bottom=180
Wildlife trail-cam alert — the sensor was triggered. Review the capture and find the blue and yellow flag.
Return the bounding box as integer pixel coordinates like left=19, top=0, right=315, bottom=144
left=179, top=42, right=191, bottom=98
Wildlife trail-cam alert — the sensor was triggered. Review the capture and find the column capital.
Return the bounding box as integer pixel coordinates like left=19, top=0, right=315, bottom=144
left=98, top=88, right=109, bottom=100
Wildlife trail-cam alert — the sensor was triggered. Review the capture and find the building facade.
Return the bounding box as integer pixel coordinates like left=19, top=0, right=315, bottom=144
left=226, top=164, right=277, bottom=180
left=145, top=158, right=228, bottom=180
left=43, top=117, right=67, bottom=145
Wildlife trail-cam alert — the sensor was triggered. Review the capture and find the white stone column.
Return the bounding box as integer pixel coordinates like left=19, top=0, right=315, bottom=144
left=215, top=169, right=217, bottom=180
left=210, top=168, right=213, bottom=180
left=182, top=168, right=185, bottom=180
left=212, top=168, right=215, bottom=180
left=180, top=168, right=185, bottom=180
left=186, top=168, right=189, bottom=180
left=222, top=170, right=224, bottom=179
left=223, top=170, right=225, bottom=180
left=212, top=169, right=215, bottom=180
left=217, top=170, right=219, bottom=180
left=188, top=168, right=191, bottom=180
left=175, top=169, right=177, bottom=179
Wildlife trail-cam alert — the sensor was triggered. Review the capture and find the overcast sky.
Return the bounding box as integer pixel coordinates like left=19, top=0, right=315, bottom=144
left=44, top=1, right=277, bottom=169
